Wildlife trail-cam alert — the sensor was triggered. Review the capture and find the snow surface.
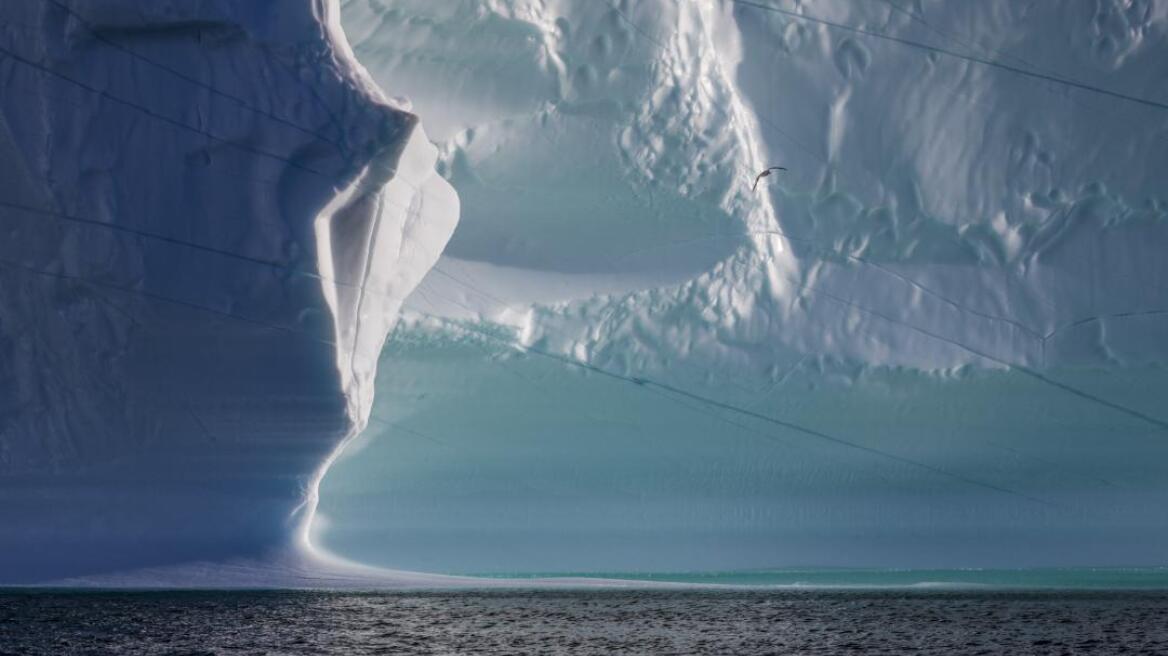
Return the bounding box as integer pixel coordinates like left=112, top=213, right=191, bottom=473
left=315, top=0, right=1168, bottom=573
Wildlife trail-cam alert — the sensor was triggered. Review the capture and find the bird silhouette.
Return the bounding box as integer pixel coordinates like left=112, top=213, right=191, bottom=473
left=752, top=166, right=787, bottom=191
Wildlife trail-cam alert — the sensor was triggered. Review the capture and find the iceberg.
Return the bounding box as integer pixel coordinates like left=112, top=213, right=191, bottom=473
left=314, top=0, right=1168, bottom=573
left=2, top=0, right=1167, bottom=584
left=0, top=0, right=455, bottom=583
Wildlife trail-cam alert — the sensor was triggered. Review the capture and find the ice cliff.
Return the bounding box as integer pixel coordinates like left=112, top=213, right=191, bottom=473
left=0, top=0, right=455, bottom=583
left=315, top=0, right=1168, bottom=573
left=2, top=0, right=1167, bottom=584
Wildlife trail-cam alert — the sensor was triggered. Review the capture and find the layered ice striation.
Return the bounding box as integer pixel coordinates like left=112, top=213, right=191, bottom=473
left=315, top=0, right=1168, bottom=573
left=0, top=0, right=455, bottom=582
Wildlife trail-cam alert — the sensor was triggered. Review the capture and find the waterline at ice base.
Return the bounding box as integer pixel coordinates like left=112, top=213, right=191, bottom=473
left=2, top=0, right=1168, bottom=587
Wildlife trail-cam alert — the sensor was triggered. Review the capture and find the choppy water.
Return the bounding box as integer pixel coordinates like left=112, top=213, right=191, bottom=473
left=2, top=590, right=1167, bottom=655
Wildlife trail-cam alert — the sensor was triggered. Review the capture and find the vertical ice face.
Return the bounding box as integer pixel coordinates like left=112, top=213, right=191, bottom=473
left=337, top=0, right=781, bottom=284
left=0, top=0, right=455, bottom=582
left=317, top=0, right=1168, bottom=573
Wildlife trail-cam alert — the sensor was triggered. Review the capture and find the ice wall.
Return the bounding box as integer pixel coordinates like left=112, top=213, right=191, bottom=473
left=0, top=0, right=455, bottom=583
left=317, top=0, right=1168, bottom=572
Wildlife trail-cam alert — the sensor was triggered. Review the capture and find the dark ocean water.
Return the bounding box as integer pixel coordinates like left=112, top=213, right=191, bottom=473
left=2, top=589, right=1167, bottom=655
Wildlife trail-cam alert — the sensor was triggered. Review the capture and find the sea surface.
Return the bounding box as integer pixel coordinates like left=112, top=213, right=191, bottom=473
left=3, top=589, right=1168, bottom=655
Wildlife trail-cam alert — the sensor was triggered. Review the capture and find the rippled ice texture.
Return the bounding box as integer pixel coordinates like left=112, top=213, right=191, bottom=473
left=318, top=0, right=1168, bottom=573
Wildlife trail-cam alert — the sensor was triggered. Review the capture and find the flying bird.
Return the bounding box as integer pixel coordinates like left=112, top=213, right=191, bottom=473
left=752, top=166, right=787, bottom=191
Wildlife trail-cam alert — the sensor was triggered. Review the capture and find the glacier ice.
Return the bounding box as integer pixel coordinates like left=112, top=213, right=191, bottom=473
left=0, top=0, right=455, bottom=583
left=2, top=0, right=1168, bottom=585
left=313, top=0, right=1168, bottom=573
